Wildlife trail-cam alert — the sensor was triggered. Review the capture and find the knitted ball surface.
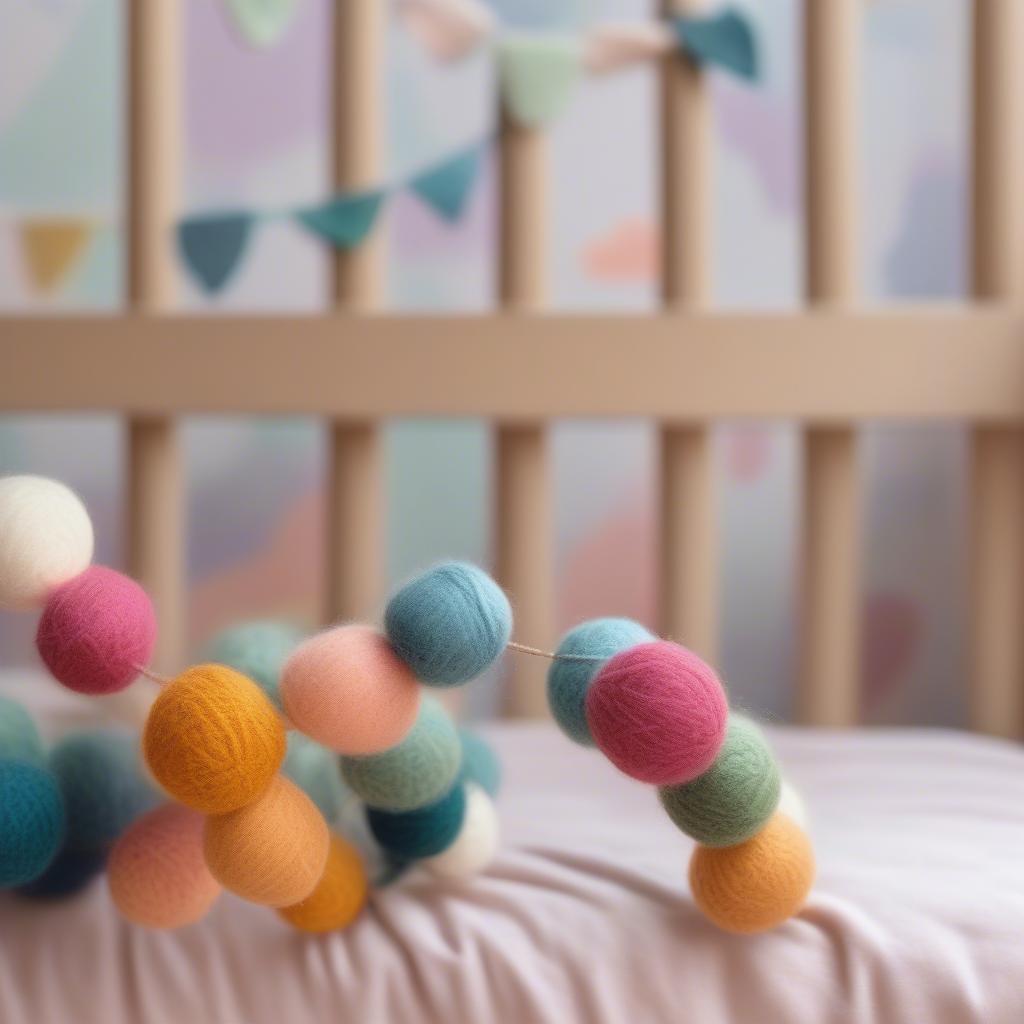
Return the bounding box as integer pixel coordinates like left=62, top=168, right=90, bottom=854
left=366, top=783, right=466, bottom=860
left=205, top=620, right=305, bottom=712
left=36, top=566, right=157, bottom=696
left=108, top=804, right=221, bottom=929
left=658, top=715, right=780, bottom=847
left=384, top=562, right=513, bottom=686
left=341, top=697, right=461, bottom=812
left=0, top=475, right=94, bottom=611
left=18, top=846, right=106, bottom=900
left=457, top=727, right=501, bottom=798
left=204, top=775, right=330, bottom=908
left=0, top=760, right=65, bottom=887
left=547, top=618, right=654, bottom=746
left=283, top=732, right=347, bottom=823
left=585, top=641, right=728, bottom=785
left=0, top=695, right=45, bottom=767
left=689, top=812, right=816, bottom=934
left=278, top=833, right=368, bottom=933
left=423, top=783, right=499, bottom=880
left=143, top=663, right=286, bottom=814
left=281, top=625, right=421, bottom=755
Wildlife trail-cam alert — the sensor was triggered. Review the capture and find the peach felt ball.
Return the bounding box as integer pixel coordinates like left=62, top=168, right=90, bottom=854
left=280, top=625, right=421, bottom=755
left=278, top=833, right=368, bottom=934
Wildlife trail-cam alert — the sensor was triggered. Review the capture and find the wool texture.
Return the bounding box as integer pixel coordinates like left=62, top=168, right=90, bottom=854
left=367, top=783, right=467, bottom=860
left=17, top=846, right=106, bottom=900
left=0, top=475, right=94, bottom=611
left=205, top=619, right=305, bottom=712
left=36, top=566, right=157, bottom=696
left=203, top=774, right=329, bottom=908
left=547, top=618, right=654, bottom=746
left=658, top=715, right=780, bottom=847
left=277, top=833, right=368, bottom=933
left=143, top=664, right=286, bottom=815
left=384, top=562, right=512, bottom=686
left=777, top=779, right=809, bottom=831
left=283, top=732, right=347, bottom=824
left=457, top=727, right=501, bottom=798
left=0, top=759, right=65, bottom=888
left=688, top=812, right=816, bottom=934
left=108, top=803, right=221, bottom=929
left=423, top=783, right=499, bottom=880
left=585, top=641, right=728, bottom=785
left=0, top=695, right=45, bottom=768
left=281, top=625, right=421, bottom=755
left=341, top=696, right=461, bottom=812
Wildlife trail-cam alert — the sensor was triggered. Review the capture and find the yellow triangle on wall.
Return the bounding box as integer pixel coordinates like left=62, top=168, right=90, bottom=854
left=19, top=220, right=95, bottom=293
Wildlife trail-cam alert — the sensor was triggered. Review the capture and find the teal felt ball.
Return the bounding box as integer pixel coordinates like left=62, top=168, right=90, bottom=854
left=17, top=846, right=106, bottom=900
left=341, top=697, right=460, bottom=812
left=658, top=715, right=780, bottom=847
left=384, top=562, right=512, bottom=687
left=547, top=618, right=654, bottom=746
left=283, top=732, right=347, bottom=823
left=457, top=728, right=501, bottom=798
left=366, top=784, right=466, bottom=859
left=0, top=694, right=45, bottom=767
left=205, top=619, right=305, bottom=711
left=0, top=760, right=65, bottom=887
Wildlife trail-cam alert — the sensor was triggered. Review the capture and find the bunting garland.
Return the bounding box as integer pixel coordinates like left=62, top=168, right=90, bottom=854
left=496, top=36, right=582, bottom=129
left=18, top=220, right=97, bottom=294
left=223, top=0, right=299, bottom=48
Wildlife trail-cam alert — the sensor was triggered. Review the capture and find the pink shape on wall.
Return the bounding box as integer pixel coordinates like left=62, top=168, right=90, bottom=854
left=861, top=590, right=923, bottom=712
left=582, top=219, right=659, bottom=282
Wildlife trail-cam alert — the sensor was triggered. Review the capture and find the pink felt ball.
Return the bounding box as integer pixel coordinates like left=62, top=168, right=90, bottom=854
left=585, top=641, right=728, bottom=785
left=36, top=566, right=157, bottom=696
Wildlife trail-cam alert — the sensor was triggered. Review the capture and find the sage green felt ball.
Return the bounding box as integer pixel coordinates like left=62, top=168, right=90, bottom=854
left=205, top=620, right=305, bottom=712
left=283, top=732, right=347, bottom=824
left=0, top=695, right=45, bottom=767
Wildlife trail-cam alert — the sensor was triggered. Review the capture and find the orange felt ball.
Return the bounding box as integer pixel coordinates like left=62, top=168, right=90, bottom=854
left=108, top=804, right=221, bottom=929
left=143, top=664, right=286, bottom=815
left=204, top=774, right=329, bottom=908
left=281, top=625, right=421, bottom=755
left=278, top=833, right=368, bottom=934
left=688, top=812, right=815, bottom=934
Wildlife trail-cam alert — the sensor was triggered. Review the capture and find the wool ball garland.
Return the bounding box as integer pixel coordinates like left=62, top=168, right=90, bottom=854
left=547, top=617, right=654, bottom=746
left=658, top=715, right=780, bottom=847
left=0, top=695, right=45, bottom=767
left=586, top=641, right=728, bottom=786
left=203, top=775, right=329, bottom=908
left=0, top=475, right=94, bottom=611
left=143, top=664, right=286, bottom=815
left=423, top=783, right=499, bottom=880
left=341, top=697, right=461, bottom=812
left=457, top=727, right=501, bottom=798
left=277, top=833, right=368, bottom=933
left=367, top=783, right=467, bottom=860
left=384, top=562, right=512, bottom=686
left=205, top=620, right=305, bottom=712
left=283, top=732, right=347, bottom=824
left=0, top=760, right=65, bottom=888
left=18, top=846, right=107, bottom=900
left=281, top=625, right=421, bottom=755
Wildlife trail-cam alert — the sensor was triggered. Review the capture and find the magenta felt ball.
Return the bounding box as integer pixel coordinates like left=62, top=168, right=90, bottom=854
left=36, top=566, right=157, bottom=696
left=585, top=641, right=728, bottom=785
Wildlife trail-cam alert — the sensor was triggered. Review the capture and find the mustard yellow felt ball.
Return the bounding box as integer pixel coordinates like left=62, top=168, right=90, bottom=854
left=278, top=833, right=368, bottom=934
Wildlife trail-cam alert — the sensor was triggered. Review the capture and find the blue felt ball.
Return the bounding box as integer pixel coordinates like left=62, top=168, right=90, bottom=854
left=547, top=618, right=655, bottom=746
left=205, top=620, right=306, bottom=711
left=457, top=728, right=501, bottom=798
left=384, top=562, right=512, bottom=687
left=366, top=784, right=467, bottom=859
left=0, top=760, right=65, bottom=888
left=0, top=694, right=45, bottom=767
left=283, top=732, right=347, bottom=824
left=17, top=846, right=106, bottom=900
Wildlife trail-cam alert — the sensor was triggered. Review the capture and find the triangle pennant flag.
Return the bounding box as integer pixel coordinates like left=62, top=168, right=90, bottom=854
left=19, top=220, right=95, bottom=293
left=295, top=191, right=385, bottom=248
left=673, top=9, right=758, bottom=80
left=408, top=142, right=486, bottom=222
left=224, top=0, right=298, bottom=48
left=178, top=212, right=255, bottom=293
left=397, top=0, right=495, bottom=62
left=497, top=35, right=582, bottom=129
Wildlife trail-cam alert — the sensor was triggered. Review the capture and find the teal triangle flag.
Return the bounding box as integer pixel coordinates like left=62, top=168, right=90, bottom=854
left=295, top=191, right=385, bottom=248
left=674, top=9, right=758, bottom=80
left=408, top=142, right=486, bottom=223
left=497, top=35, right=582, bottom=128
left=178, top=212, right=254, bottom=293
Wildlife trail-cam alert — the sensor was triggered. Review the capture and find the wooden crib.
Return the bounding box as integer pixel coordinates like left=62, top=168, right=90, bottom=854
left=2, top=1, right=1023, bottom=738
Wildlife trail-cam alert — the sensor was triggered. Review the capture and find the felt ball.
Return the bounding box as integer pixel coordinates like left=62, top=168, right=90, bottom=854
left=585, top=641, right=728, bottom=785
left=457, top=727, right=501, bottom=798
left=277, top=833, right=368, bottom=934
left=0, top=475, right=94, bottom=611
left=0, top=694, right=45, bottom=767
left=0, top=760, right=65, bottom=888
left=340, top=697, right=461, bottom=812
left=547, top=618, right=655, bottom=746
left=205, top=620, right=305, bottom=712
left=36, top=566, right=157, bottom=696
left=423, top=783, right=499, bottom=880
left=283, top=732, right=347, bottom=824
left=108, top=804, right=221, bottom=929
left=777, top=780, right=809, bottom=831
left=689, top=813, right=816, bottom=934
left=18, top=846, right=106, bottom=900
left=658, top=715, right=780, bottom=847
left=281, top=625, right=421, bottom=755
left=204, top=775, right=330, bottom=908
left=366, top=783, right=466, bottom=860
left=49, top=730, right=160, bottom=852
left=384, top=562, right=512, bottom=686
left=143, top=663, right=286, bottom=815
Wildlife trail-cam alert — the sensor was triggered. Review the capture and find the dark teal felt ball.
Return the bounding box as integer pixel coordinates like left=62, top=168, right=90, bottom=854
left=17, top=846, right=106, bottom=900
left=0, top=760, right=65, bottom=888
left=366, top=784, right=467, bottom=859
left=457, top=728, right=501, bottom=798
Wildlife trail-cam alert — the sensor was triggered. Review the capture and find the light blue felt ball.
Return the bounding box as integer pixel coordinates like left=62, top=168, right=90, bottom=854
left=283, top=732, right=347, bottom=824
left=205, top=620, right=306, bottom=711
left=0, top=760, right=65, bottom=888
left=384, top=562, right=513, bottom=687
left=366, top=784, right=467, bottom=860
left=341, top=697, right=461, bottom=812
left=457, top=728, right=501, bottom=798
left=0, top=694, right=45, bottom=767
left=547, top=618, right=655, bottom=746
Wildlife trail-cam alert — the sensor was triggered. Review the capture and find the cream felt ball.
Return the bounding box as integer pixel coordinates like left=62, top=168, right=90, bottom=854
left=423, top=783, right=499, bottom=880
left=281, top=625, right=421, bottom=755
left=0, top=694, right=46, bottom=768
left=777, top=780, right=809, bottom=830
left=205, top=619, right=305, bottom=712
left=0, top=475, right=94, bottom=611
left=0, top=760, right=65, bottom=888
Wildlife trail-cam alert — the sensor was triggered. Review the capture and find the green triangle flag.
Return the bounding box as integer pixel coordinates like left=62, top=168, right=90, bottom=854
left=674, top=9, right=758, bottom=80
left=295, top=191, right=385, bottom=248
left=224, top=0, right=298, bottom=47
left=178, top=212, right=255, bottom=293
left=497, top=35, right=582, bottom=129
left=408, top=142, right=486, bottom=223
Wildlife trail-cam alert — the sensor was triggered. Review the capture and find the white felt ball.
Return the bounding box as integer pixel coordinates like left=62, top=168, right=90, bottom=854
left=422, top=783, right=499, bottom=880
left=776, top=779, right=809, bottom=830
left=0, top=476, right=94, bottom=611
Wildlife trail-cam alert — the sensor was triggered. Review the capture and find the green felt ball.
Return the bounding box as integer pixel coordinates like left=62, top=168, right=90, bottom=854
left=283, top=732, right=347, bottom=824
left=658, top=715, right=780, bottom=847
left=205, top=620, right=305, bottom=712
left=457, top=728, right=501, bottom=798
left=0, top=694, right=45, bottom=767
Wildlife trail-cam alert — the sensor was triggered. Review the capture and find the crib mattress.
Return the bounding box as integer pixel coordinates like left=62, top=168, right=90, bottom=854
left=0, top=677, right=1022, bottom=1024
